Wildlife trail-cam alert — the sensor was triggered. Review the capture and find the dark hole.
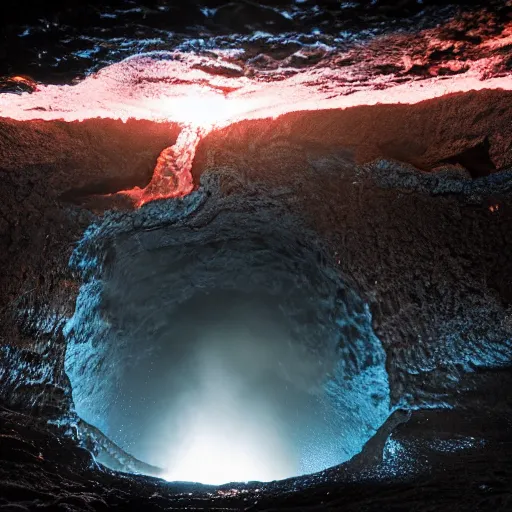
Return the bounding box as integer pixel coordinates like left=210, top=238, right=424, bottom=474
left=442, top=137, right=496, bottom=179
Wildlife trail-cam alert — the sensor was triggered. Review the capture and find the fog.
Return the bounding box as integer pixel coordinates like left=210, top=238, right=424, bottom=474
left=97, top=293, right=345, bottom=483
left=64, top=190, right=390, bottom=484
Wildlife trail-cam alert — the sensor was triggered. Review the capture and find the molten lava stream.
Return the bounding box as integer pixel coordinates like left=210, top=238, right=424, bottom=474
left=1, top=52, right=512, bottom=206
left=123, top=126, right=205, bottom=207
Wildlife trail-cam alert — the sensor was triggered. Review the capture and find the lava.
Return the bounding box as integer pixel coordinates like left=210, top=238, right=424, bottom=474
left=2, top=52, right=512, bottom=127
left=1, top=51, right=512, bottom=204
left=124, top=127, right=204, bottom=206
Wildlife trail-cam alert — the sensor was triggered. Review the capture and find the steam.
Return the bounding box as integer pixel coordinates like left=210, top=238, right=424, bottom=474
left=65, top=186, right=391, bottom=484
left=158, top=307, right=302, bottom=484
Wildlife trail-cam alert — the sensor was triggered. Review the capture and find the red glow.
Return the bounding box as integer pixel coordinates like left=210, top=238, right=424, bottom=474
left=2, top=53, right=511, bottom=128
left=1, top=52, right=511, bottom=205
left=123, top=127, right=204, bottom=206
left=3, top=75, right=38, bottom=92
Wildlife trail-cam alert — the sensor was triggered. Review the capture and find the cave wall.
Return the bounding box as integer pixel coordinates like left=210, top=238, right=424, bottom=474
left=1, top=90, right=511, bottom=415
left=0, top=118, right=180, bottom=414
left=191, top=90, right=512, bottom=407
left=0, top=88, right=511, bottom=510
left=193, top=90, right=512, bottom=177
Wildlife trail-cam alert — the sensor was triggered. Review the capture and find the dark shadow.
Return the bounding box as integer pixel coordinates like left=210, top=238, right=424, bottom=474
left=442, top=137, right=497, bottom=179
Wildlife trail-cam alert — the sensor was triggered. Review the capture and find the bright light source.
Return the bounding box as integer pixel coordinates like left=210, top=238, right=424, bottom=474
left=4, top=51, right=511, bottom=126
left=160, top=400, right=296, bottom=485
left=160, top=344, right=297, bottom=485
left=148, top=89, right=246, bottom=129
left=161, top=420, right=288, bottom=485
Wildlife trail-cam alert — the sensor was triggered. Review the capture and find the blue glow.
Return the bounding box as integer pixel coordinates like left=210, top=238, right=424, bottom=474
left=64, top=178, right=391, bottom=484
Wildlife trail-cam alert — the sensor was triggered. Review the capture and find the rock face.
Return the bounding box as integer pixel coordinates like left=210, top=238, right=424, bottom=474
left=192, top=90, right=512, bottom=176
left=0, top=118, right=180, bottom=417
left=2, top=0, right=511, bottom=85
left=0, top=87, right=511, bottom=509
left=1, top=1, right=512, bottom=510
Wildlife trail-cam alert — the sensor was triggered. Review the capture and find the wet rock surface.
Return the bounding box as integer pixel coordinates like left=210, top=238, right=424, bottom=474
left=2, top=1, right=512, bottom=89
left=189, top=95, right=512, bottom=411
left=0, top=89, right=511, bottom=508
left=0, top=402, right=511, bottom=511
left=0, top=1, right=512, bottom=510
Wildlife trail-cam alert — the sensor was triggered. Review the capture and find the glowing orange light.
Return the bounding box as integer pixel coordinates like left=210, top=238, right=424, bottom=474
left=7, top=75, right=38, bottom=91
left=2, top=52, right=511, bottom=126
left=150, top=90, right=246, bottom=130
left=1, top=52, right=511, bottom=207
left=121, top=126, right=203, bottom=206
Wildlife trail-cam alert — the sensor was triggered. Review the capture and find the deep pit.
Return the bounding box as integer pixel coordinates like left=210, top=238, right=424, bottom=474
left=64, top=185, right=390, bottom=483
left=1, top=1, right=512, bottom=509
left=1, top=92, right=512, bottom=508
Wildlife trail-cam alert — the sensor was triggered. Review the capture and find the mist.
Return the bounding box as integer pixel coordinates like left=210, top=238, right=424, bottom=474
left=64, top=189, right=390, bottom=484
left=97, top=293, right=346, bottom=483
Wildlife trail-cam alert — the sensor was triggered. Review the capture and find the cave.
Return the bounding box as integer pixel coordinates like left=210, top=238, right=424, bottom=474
left=1, top=1, right=512, bottom=511
left=64, top=195, right=389, bottom=483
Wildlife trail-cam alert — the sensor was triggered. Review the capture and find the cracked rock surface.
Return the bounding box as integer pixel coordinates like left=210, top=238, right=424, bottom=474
left=0, top=2, right=512, bottom=510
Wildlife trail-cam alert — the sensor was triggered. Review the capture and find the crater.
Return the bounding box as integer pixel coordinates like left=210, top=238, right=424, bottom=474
left=0, top=47, right=512, bottom=509
left=63, top=187, right=390, bottom=484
